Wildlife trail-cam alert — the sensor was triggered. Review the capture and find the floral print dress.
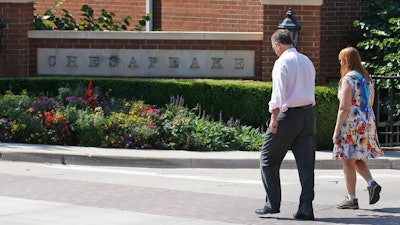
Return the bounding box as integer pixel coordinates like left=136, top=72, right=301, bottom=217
left=333, top=71, right=384, bottom=160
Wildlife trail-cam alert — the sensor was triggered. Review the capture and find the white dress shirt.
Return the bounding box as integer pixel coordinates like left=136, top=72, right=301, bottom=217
left=268, top=48, right=316, bottom=113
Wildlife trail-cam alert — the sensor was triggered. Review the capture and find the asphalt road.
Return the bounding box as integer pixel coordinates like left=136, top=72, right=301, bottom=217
left=0, top=161, right=399, bottom=225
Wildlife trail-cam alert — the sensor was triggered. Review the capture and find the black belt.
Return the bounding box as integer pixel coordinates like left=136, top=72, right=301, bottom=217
left=288, top=104, right=313, bottom=110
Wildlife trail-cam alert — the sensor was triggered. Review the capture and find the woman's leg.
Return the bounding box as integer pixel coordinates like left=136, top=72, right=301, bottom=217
left=355, top=159, right=381, bottom=204
left=355, top=160, right=372, bottom=182
left=342, top=158, right=357, bottom=195
left=337, top=158, right=359, bottom=209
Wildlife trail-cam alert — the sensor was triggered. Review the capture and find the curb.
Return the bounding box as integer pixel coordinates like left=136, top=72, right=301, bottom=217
left=0, top=143, right=399, bottom=169
left=0, top=150, right=259, bottom=168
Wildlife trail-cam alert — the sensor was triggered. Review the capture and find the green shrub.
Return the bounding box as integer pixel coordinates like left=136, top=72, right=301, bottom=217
left=0, top=78, right=339, bottom=150
left=70, top=107, right=106, bottom=147
left=315, top=84, right=339, bottom=149
left=0, top=86, right=265, bottom=151
left=0, top=91, right=47, bottom=143
left=156, top=99, right=263, bottom=151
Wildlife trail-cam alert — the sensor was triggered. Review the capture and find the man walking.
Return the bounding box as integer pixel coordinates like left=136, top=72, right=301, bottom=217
left=255, top=29, right=316, bottom=221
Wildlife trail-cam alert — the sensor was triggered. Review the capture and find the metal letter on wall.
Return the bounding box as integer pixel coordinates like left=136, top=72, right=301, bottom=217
left=37, top=48, right=255, bottom=78
left=48, top=56, right=56, bottom=67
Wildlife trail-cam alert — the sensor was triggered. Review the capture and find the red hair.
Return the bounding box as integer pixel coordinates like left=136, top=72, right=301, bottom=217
left=338, top=47, right=371, bottom=84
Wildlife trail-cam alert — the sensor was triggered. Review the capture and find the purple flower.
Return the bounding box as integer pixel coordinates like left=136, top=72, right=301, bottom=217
left=36, top=96, right=61, bottom=107
left=66, top=96, right=85, bottom=103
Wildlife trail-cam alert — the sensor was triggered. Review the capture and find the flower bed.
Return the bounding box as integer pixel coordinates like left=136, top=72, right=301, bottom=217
left=0, top=81, right=264, bottom=151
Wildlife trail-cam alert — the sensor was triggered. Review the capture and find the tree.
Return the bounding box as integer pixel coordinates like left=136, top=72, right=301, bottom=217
left=353, top=0, right=400, bottom=121
left=354, top=0, right=400, bottom=76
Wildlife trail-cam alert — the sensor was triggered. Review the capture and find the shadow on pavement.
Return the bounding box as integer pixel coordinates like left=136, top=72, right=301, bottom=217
left=316, top=215, right=399, bottom=225
left=371, top=207, right=400, bottom=214
left=258, top=208, right=400, bottom=225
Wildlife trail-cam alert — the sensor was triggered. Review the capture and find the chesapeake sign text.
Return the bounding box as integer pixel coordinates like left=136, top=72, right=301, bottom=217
left=37, top=48, right=254, bottom=77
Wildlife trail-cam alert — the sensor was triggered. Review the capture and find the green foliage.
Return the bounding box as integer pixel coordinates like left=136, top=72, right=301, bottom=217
left=135, top=14, right=152, bottom=31
left=68, top=107, right=106, bottom=146
left=0, top=78, right=339, bottom=150
left=354, top=0, right=400, bottom=76
left=33, top=0, right=151, bottom=31
left=353, top=0, right=400, bottom=121
left=0, top=86, right=265, bottom=151
left=102, top=101, right=159, bottom=148
left=0, top=90, right=32, bottom=119
left=156, top=98, right=263, bottom=151
left=0, top=91, right=48, bottom=143
left=314, top=84, right=339, bottom=149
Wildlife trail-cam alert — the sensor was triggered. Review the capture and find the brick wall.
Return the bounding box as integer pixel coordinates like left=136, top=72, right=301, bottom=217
left=261, top=1, right=368, bottom=84
left=160, top=0, right=263, bottom=32
left=262, top=5, right=322, bottom=82
left=2, top=0, right=371, bottom=83
left=320, top=0, right=369, bottom=83
left=0, top=2, right=33, bottom=77
left=33, top=0, right=263, bottom=32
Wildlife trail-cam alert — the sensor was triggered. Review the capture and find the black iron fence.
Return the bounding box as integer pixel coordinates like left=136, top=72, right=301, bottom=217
left=372, top=75, right=400, bottom=148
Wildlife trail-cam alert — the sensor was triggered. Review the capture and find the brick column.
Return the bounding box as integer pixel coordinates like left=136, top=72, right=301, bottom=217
left=0, top=0, right=34, bottom=77
left=260, top=0, right=323, bottom=82
left=320, top=0, right=368, bottom=83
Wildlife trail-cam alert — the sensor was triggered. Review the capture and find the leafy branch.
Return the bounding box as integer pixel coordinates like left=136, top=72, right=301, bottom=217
left=34, top=1, right=151, bottom=31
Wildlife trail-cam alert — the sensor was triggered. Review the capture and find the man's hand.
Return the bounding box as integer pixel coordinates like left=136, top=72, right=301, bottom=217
left=269, top=119, right=278, bottom=134
left=269, top=108, right=280, bottom=134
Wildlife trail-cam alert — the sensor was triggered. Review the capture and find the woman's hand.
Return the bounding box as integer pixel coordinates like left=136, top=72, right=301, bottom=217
left=332, top=131, right=340, bottom=144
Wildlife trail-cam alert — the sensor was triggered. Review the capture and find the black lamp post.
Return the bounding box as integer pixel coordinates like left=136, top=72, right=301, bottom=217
left=278, top=8, right=301, bottom=47
left=0, top=20, right=5, bottom=51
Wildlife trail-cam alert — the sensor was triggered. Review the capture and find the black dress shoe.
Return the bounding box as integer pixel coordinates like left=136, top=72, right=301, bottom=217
left=255, top=206, right=280, bottom=215
left=293, top=212, right=314, bottom=220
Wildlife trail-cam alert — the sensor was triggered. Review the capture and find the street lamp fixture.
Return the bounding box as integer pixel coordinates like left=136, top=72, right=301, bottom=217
left=278, top=8, right=301, bottom=47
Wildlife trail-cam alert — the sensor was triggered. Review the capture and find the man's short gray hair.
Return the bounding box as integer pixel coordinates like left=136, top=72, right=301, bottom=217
left=271, top=29, right=293, bottom=45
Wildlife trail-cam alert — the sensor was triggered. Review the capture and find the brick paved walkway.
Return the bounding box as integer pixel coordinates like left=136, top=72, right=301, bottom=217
left=1, top=173, right=399, bottom=225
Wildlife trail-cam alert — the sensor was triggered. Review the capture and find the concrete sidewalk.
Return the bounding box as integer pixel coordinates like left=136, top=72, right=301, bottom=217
left=0, top=143, right=399, bottom=169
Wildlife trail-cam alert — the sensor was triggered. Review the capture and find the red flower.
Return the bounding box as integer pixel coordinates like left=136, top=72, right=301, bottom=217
left=145, top=106, right=156, bottom=114
left=84, top=81, right=96, bottom=109
left=40, top=110, right=56, bottom=129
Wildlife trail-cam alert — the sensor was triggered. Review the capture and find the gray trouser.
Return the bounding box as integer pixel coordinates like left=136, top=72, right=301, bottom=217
left=260, top=106, right=316, bottom=214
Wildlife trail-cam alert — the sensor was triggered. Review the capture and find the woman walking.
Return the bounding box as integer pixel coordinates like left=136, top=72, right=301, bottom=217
left=332, top=46, right=384, bottom=209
